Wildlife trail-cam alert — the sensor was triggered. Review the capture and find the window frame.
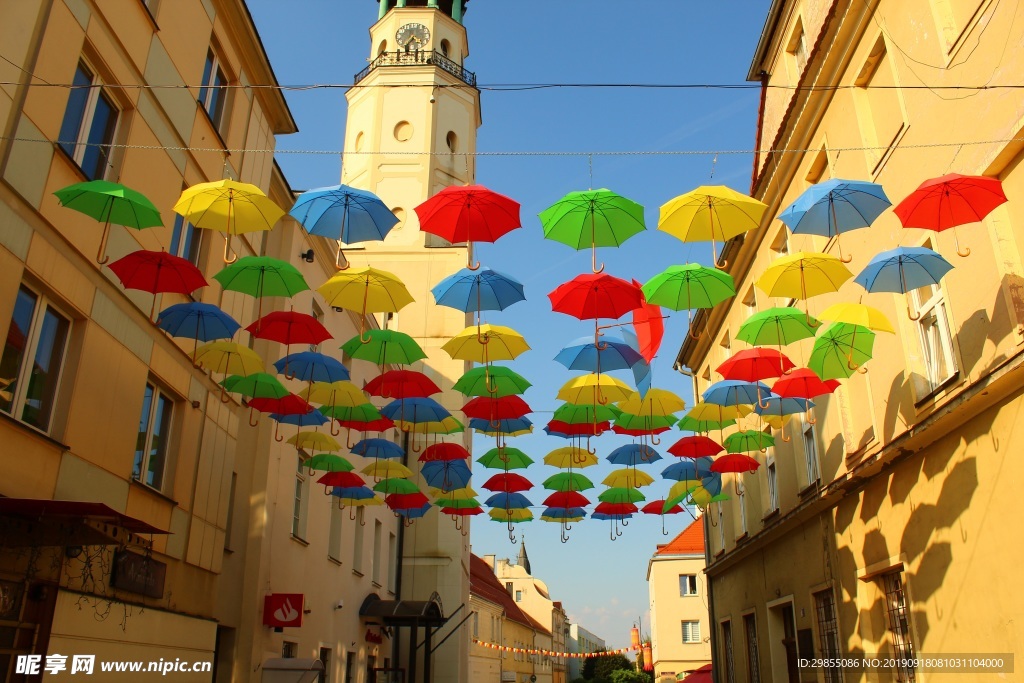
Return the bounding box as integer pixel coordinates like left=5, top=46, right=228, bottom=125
left=197, top=47, right=230, bottom=133
left=785, top=17, right=808, bottom=80
left=133, top=380, right=176, bottom=492
left=292, top=453, right=309, bottom=539
left=882, top=572, right=917, bottom=682
left=743, top=613, right=761, bottom=683
left=58, top=60, right=120, bottom=181
left=909, top=280, right=958, bottom=396
left=679, top=574, right=698, bottom=597
left=766, top=455, right=779, bottom=512
left=738, top=481, right=749, bottom=536
left=813, top=588, right=843, bottom=683
left=802, top=421, right=821, bottom=486
left=721, top=620, right=736, bottom=683
left=169, top=212, right=203, bottom=267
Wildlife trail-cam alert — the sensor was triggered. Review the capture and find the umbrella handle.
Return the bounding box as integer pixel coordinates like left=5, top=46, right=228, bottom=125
left=805, top=310, right=821, bottom=328
left=222, top=235, right=238, bottom=264
left=662, top=516, right=669, bottom=536
left=650, top=433, right=661, bottom=446
left=411, top=439, right=422, bottom=453
left=508, top=521, right=516, bottom=544
left=757, top=390, right=771, bottom=410
left=586, top=436, right=597, bottom=455
left=96, top=221, right=111, bottom=265
left=954, top=228, right=971, bottom=257
left=592, top=248, right=605, bottom=275
left=348, top=506, right=357, bottom=521
left=906, top=304, right=921, bottom=321
left=806, top=408, right=817, bottom=425
left=274, top=423, right=284, bottom=442
left=780, top=422, right=792, bottom=442
left=840, top=253, right=853, bottom=263
left=220, top=386, right=231, bottom=403
left=248, top=406, right=260, bottom=427
left=330, top=420, right=340, bottom=436
left=621, top=517, right=629, bottom=527
left=560, top=525, right=570, bottom=544
left=336, top=246, right=351, bottom=271
left=347, top=430, right=357, bottom=449
left=467, top=242, right=481, bottom=271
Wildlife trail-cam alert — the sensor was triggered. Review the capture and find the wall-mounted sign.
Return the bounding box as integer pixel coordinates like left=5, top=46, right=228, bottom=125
left=263, top=593, right=304, bottom=628
left=366, top=629, right=384, bottom=644
left=111, top=550, right=166, bottom=599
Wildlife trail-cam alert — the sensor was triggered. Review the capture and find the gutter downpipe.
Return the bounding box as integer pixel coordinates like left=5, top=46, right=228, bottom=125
left=392, top=430, right=410, bottom=676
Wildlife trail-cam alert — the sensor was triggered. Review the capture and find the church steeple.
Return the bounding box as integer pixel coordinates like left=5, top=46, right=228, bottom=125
left=378, top=0, right=469, bottom=23
left=518, top=538, right=532, bottom=575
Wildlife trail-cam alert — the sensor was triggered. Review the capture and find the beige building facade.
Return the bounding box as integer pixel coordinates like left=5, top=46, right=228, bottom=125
left=676, top=1, right=1024, bottom=682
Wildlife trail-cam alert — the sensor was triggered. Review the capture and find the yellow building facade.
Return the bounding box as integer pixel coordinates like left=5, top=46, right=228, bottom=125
left=675, top=1, right=1024, bottom=682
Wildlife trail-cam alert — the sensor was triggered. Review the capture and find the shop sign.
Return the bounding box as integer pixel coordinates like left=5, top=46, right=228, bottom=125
left=366, top=629, right=384, bottom=644
left=111, top=551, right=166, bottom=599
left=263, top=593, right=304, bottom=628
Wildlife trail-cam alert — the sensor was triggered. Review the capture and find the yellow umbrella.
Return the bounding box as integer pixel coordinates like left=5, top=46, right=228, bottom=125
left=755, top=252, right=853, bottom=321
left=488, top=508, right=533, bottom=522
left=361, top=461, right=413, bottom=479
left=602, top=468, right=655, bottom=488
left=686, top=402, right=752, bottom=421
left=658, top=185, right=768, bottom=267
left=317, top=267, right=415, bottom=343
left=617, top=388, right=687, bottom=416
left=543, top=447, right=599, bottom=468
left=194, top=341, right=265, bottom=376
left=395, top=416, right=465, bottom=435
left=173, top=179, right=285, bottom=263
left=287, top=431, right=341, bottom=452
left=300, top=381, right=367, bottom=407
left=666, top=479, right=703, bottom=508
left=818, top=302, right=895, bottom=333
left=761, top=413, right=793, bottom=430
left=430, top=486, right=478, bottom=501
left=688, top=486, right=718, bottom=507
left=557, top=374, right=633, bottom=405
left=442, top=324, right=530, bottom=363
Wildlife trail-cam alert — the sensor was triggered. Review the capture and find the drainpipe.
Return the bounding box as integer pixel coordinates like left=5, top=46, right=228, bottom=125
left=392, top=430, right=410, bottom=674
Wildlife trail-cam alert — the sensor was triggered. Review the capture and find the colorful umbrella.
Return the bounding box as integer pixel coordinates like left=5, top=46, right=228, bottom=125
left=716, top=348, right=794, bottom=382
left=542, top=472, right=595, bottom=492
left=554, top=335, right=644, bottom=372
left=431, top=267, right=526, bottom=315
left=658, top=185, right=768, bottom=267
left=702, top=380, right=772, bottom=407
left=756, top=252, right=853, bottom=321
left=545, top=420, right=610, bottom=439
left=477, top=446, right=533, bottom=470
left=54, top=179, right=163, bottom=264
left=365, top=370, right=441, bottom=399
left=894, top=174, right=1008, bottom=257
left=442, top=324, right=530, bottom=363
left=469, top=417, right=533, bottom=437
left=778, top=179, right=891, bottom=262
left=214, top=256, right=309, bottom=321
left=288, top=431, right=342, bottom=452
left=552, top=402, right=619, bottom=425
left=454, top=365, right=531, bottom=397
left=306, top=454, right=354, bottom=473
left=317, top=471, right=366, bottom=491
left=617, top=389, right=686, bottom=417
left=374, top=478, right=421, bottom=495
left=676, top=415, right=736, bottom=433
left=422, top=460, right=473, bottom=492
left=548, top=274, right=645, bottom=341
left=414, top=185, right=522, bottom=269
left=194, top=341, right=264, bottom=376
left=818, top=302, right=894, bottom=333
left=420, top=443, right=471, bottom=462
left=642, top=499, right=687, bottom=535
left=543, top=447, right=599, bottom=469
left=598, top=487, right=646, bottom=504
left=662, top=458, right=714, bottom=481
left=247, top=311, right=331, bottom=346
left=809, top=322, right=875, bottom=379
left=381, top=397, right=451, bottom=425
left=273, top=351, right=350, bottom=382
left=270, top=409, right=329, bottom=442
left=109, top=250, right=207, bottom=319
left=288, top=184, right=399, bottom=267
left=606, top=444, right=662, bottom=466
left=341, top=329, right=426, bottom=366
left=463, top=395, right=531, bottom=422
left=540, top=188, right=646, bottom=273
left=642, top=264, right=735, bottom=339
left=771, top=368, right=839, bottom=399
left=630, top=279, right=665, bottom=363
left=602, top=469, right=655, bottom=488
left=543, top=491, right=591, bottom=508
left=173, top=179, right=284, bottom=263
left=222, top=372, right=288, bottom=399
left=724, top=430, right=775, bottom=453
left=541, top=507, right=587, bottom=523
left=667, top=436, right=724, bottom=459
left=157, top=302, right=239, bottom=361
left=318, top=267, right=414, bottom=342
left=351, top=438, right=404, bottom=460
left=252, top=394, right=314, bottom=417
left=854, top=247, right=954, bottom=319
left=301, top=381, right=367, bottom=409
left=482, top=473, right=534, bottom=494
left=362, top=461, right=413, bottom=479
left=737, top=307, right=819, bottom=347
left=557, top=374, right=633, bottom=406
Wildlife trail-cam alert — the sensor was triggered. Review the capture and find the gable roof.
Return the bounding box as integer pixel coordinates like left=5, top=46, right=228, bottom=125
left=655, top=521, right=705, bottom=556
left=470, top=553, right=551, bottom=634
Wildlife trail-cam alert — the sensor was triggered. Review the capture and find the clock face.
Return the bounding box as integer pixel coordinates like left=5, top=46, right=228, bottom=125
left=396, top=23, right=430, bottom=49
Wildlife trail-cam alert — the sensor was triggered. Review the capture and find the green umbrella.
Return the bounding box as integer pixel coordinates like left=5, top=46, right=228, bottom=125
left=677, top=416, right=736, bottom=433
left=54, top=180, right=163, bottom=264
left=642, top=264, right=735, bottom=339
left=809, top=322, right=875, bottom=380
left=552, top=402, right=620, bottom=425
left=373, top=478, right=419, bottom=495
left=318, top=402, right=384, bottom=422
left=666, top=480, right=702, bottom=509
left=221, top=372, right=288, bottom=399
left=434, top=497, right=481, bottom=509
left=477, top=446, right=533, bottom=470
left=737, top=307, right=819, bottom=346
left=306, top=454, right=354, bottom=473
left=598, top=487, right=646, bottom=504
left=341, top=329, right=427, bottom=366
left=542, top=472, right=595, bottom=492
left=454, top=365, right=531, bottom=397
left=723, top=430, right=775, bottom=453
left=614, top=412, right=677, bottom=432
left=540, top=188, right=646, bottom=273
left=214, top=256, right=309, bottom=321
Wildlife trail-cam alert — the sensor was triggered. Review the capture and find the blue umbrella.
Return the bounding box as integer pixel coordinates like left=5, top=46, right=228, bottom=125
left=157, top=302, right=239, bottom=360
left=779, top=179, right=891, bottom=262
left=484, top=492, right=533, bottom=509
left=662, top=457, right=714, bottom=481
left=469, top=417, right=534, bottom=435
left=330, top=485, right=377, bottom=501
left=855, top=246, right=954, bottom=295
left=396, top=503, right=432, bottom=519
left=697, top=474, right=723, bottom=497
left=591, top=512, right=633, bottom=521
left=431, top=267, right=526, bottom=314
left=421, top=460, right=473, bottom=492
left=702, top=380, right=774, bottom=407
left=381, top=397, right=452, bottom=424
left=554, top=335, right=644, bottom=372
left=541, top=506, right=587, bottom=521
left=351, top=438, right=404, bottom=460
left=274, top=351, right=350, bottom=382
left=269, top=408, right=329, bottom=442
left=606, top=444, right=662, bottom=466
left=289, top=184, right=399, bottom=267
left=621, top=329, right=653, bottom=398
left=754, top=396, right=816, bottom=416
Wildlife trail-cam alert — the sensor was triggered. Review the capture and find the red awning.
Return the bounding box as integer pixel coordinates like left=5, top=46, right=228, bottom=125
left=0, top=498, right=169, bottom=548
left=679, top=664, right=712, bottom=683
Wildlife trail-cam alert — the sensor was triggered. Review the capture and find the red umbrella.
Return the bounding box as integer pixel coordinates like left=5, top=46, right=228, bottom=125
left=365, top=370, right=441, bottom=399
left=594, top=501, right=638, bottom=515
left=543, top=491, right=590, bottom=508
left=482, top=472, right=533, bottom=493
left=547, top=420, right=610, bottom=437
left=772, top=368, right=839, bottom=399
left=385, top=492, right=430, bottom=510
left=442, top=506, right=483, bottom=516
left=108, top=249, right=207, bottom=319
left=641, top=500, right=684, bottom=515
left=414, top=185, right=521, bottom=270
left=463, top=395, right=531, bottom=421
left=246, top=311, right=331, bottom=345
left=631, top=278, right=664, bottom=363
left=419, top=443, right=471, bottom=462
left=680, top=664, right=713, bottom=683
left=717, top=348, right=794, bottom=381
left=894, top=174, right=1008, bottom=257
left=317, top=471, right=365, bottom=488
left=249, top=394, right=314, bottom=415
left=338, top=416, right=395, bottom=432
left=710, top=453, right=761, bottom=474
left=611, top=424, right=672, bottom=437
left=548, top=273, right=644, bottom=321
left=668, top=435, right=724, bottom=459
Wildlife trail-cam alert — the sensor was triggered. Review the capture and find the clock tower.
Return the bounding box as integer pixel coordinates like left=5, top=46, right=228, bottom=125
left=342, top=2, right=477, bottom=682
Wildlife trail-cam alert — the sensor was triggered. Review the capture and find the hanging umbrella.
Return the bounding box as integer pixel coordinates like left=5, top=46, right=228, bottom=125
left=549, top=273, right=644, bottom=346
left=173, top=179, right=284, bottom=263
left=541, top=507, right=587, bottom=523
left=395, top=502, right=433, bottom=521
left=677, top=415, right=736, bottom=433
left=463, top=395, right=531, bottom=422
left=454, top=365, right=531, bottom=397
left=630, top=279, right=665, bottom=364
left=702, top=380, right=773, bottom=408
left=306, top=454, right=354, bottom=473
left=542, top=491, right=591, bottom=508
left=341, top=329, right=426, bottom=366
left=442, top=324, right=530, bottom=362
left=433, top=487, right=479, bottom=505
left=642, top=264, right=736, bottom=339
left=737, top=307, right=819, bottom=347
left=386, top=491, right=430, bottom=511
left=420, top=443, right=471, bottom=462
left=545, top=420, right=610, bottom=439
left=365, top=370, right=441, bottom=399
left=288, top=431, right=342, bottom=452
left=288, top=184, right=400, bottom=268
left=602, top=469, right=655, bottom=488
left=606, top=444, right=662, bottom=466
left=362, top=461, right=413, bottom=479
left=422, top=460, right=473, bottom=492
left=771, top=368, right=840, bottom=399
left=542, top=472, right=595, bottom=492
left=270, top=409, right=329, bottom=442
left=818, top=303, right=895, bottom=333
left=251, top=394, right=314, bottom=418
left=317, top=471, right=367, bottom=491
left=351, top=438, right=404, bottom=460
left=778, top=178, right=891, bottom=262
left=543, top=447, right=599, bottom=469
left=598, top=487, right=646, bottom=504
left=554, top=335, right=644, bottom=372
left=414, top=185, right=522, bottom=270
left=716, top=349, right=795, bottom=383
left=484, top=491, right=533, bottom=510
left=337, top=415, right=395, bottom=434
left=432, top=267, right=526, bottom=315
left=301, top=381, right=367, bottom=409
left=469, top=417, right=533, bottom=436
left=318, top=267, right=414, bottom=343
left=194, top=341, right=265, bottom=376
left=613, top=412, right=677, bottom=434
left=482, top=472, right=534, bottom=494
left=214, top=256, right=309, bottom=321
left=685, top=402, right=750, bottom=423
left=109, top=250, right=207, bottom=319
left=374, top=478, right=421, bottom=495
left=398, top=416, right=465, bottom=437
left=247, top=311, right=331, bottom=347
left=642, top=499, right=686, bottom=535
left=222, top=372, right=288, bottom=399
left=552, top=402, right=619, bottom=425
left=809, top=322, right=875, bottom=379
left=330, top=486, right=381, bottom=510
left=668, top=436, right=724, bottom=459
left=540, top=188, right=646, bottom=273
left=756, top=252, right=853, bottom=322
left=273, top=351, right=350, bottom=382
left=854, top=247, right=954, bottom=319
left=157, top=302, right=239, bottom=361
left=477, top=446, right=533, bottom=470
left=662, top=457, right=714, bottom=481
left=558, top=374, right=633, bottom=406
left=593, top=504, right=637, bottom=517
left=724, top=430, right=775, bottom=453
left=617, top=389, right=686, bottom=417
left=381, top=397, right=451, bottom=425
left=755, top=396, right=816, bottom=439
left=54, top=179, right=163, bottom=264
left=658, top=185, right=768, bottom=268
left=894, top=173, right=1008, bottom=257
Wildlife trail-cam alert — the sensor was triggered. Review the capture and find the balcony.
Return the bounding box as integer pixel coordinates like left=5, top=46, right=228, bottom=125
left=354, top=49, right=477, bottom=87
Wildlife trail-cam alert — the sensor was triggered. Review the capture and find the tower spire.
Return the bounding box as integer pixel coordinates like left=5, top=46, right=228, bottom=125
left=518, top=537, right=531, bottom=575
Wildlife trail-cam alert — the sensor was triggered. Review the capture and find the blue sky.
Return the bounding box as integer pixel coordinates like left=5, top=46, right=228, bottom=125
left=247, top=0, right=771, bottom=648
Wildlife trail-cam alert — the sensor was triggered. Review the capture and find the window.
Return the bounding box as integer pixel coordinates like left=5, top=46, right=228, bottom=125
left=311, top=302, right=324, bottom=352
left=282, top=641, right=297, bottom=658
left=353, top=507, right=365, bottom=572
left=387, top=532, right=397, bottom=591
left=472, top=612, right=479, bottom=637
left=738, top=483, right=748, bottom=535
left=786, top=18, right=808, bottom=78
left=133, top=382, right=174, bottom=490
left=803, top=422, right=820, bottom=485
left=225, top=472, right=237, bottom=550
left=198, top=48, right=228, bottom=131
left=344, top=652, right=355, bottom=683
left=766, top=456, right=779, bottom=511
left=59, top=61, right=119, bottom=180
left=910, top=280, right=957, bottom=394
left=328, top=497, right=343, bottom=561
left=0, top=285, right=71, bottom=432
left=515, top=590, right=522, bottom=602
left=743, top=614, right=761, bottom=683
left=170, top=213, right=202, bottom=266
left=806, top=145, right=831, bottom=186
left=318, top=647, right=332, bottom=683
left=292, top=454, right=309, bottom=538
left=718, top=502, right=726, bottom=549
left=882, top=572, right=916, bottom=682
left=814, top=589, right=843, bottom=683
left=372, top=519, right=382, bottom=584
left=742, top=287, right=757, bottom=318
left=682, top=621, right=701, bottom=643
left=855, top=36, right=906, bottom=168
left=721, top=621, right=736, bottom=683
left=770, top=227, right=790, bottom=257
left=679, top=575, right=698, bottom=596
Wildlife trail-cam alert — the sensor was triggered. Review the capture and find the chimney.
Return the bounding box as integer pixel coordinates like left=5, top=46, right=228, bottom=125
left=483, top=554, right=496, bottom=571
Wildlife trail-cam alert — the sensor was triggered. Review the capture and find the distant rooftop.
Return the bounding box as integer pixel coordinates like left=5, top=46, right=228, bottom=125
left=655, top=521, right=705, bottom=556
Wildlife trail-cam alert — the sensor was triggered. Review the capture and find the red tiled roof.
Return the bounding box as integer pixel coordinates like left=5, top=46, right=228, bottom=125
left=470, top=554, right=551, bottom=634
left=655, top=521, right=705, bottom=556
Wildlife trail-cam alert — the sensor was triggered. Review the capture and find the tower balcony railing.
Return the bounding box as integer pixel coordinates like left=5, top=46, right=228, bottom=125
left=354, top=49, right=477, bottom=87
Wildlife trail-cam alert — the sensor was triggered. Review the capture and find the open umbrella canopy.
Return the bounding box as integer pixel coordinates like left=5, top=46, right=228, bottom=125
left=373, top=478, right=420, bottom=495
left=386, top=492, right=431, bottom=511
left=668, top=436, right=724, bottom=459
left=381, top=398, right=452, bottom=424
left=641, top=500, right=685, bottom=515
left=603, top=469, right=655, bottom=488
left=854, top=246, right=954, bottom=293
left=702, top=380, right=772, bottom=407
left=540, top=188, right=647, bottom=273
left=717, top=349, right=794, bottom=381
left=442, top=324, right=530, bottom=362
left=543, top=491, right=591, bottom=508
left=894, top=173, right=1007, bottom=256
left=222, top=372, right=288, bottom=399
left=174, top=179, right=283, bottom=235
left=288, top=431, right=341, bottom=452
left=319, top=402, right=385, bottom=423
left=809, top=322, right=876, bottom=380
left=331, top=486, right=381, bottom=504
left=543, top=447, right=599, bottom=468
left=351, top=438, right=404, bottom=460
left=477, top=447, right=533, bottom=470
left=554, top=335, right=644, bottom=372
left=482, top=473, right=534, bottom=493
left=431, top=267, right=526, bottom=313
left=737, top=307, right=819, bottom=346
left=489, top=508, right=534, bottom=523
left=557, top=373, right=634, bottom=405
left=642, top=264, right=736, bottom=310
left=247, top=311, right=331, bottom=345
left=289, top=184, right=399, bottom=243
left=677, top=415, right=737, bottom=433
left=592, top=506, right=636, bottom=519
left=665, top=480, right=704, bottom=508
left=545, top=420, right=610, bottom=438
left=365, top=370, right=441, bottom=399
left=484, top=492, right=533, bottom=510
left=462, top=395, right=532, bottom=421
left=213, top=257, right=308, bottom=318
left=362, top=461, right=413, bottom=479
left=469, top=417, right=531, bottom=436
left=274, top=352, right=350, bottom=383
left=542, top=472, right=595, bottom=492
left=778, top=178, right=891, bottom=260
left=251, top=394, right=314, bottom=415
left=617, top=388, right=687, bottom=416
left=317, top=471, right=365, bottom=489
left=271, top=409, right=330, bottom=428
left=54, top=180, right=163, bottom=263
left=109, top=250, right=207, bottom=295
left=818, top=303, right=894, bottom=333
left=194, top=341, right=265, bottom=375
left=724, top=430, right=775, bottom=453
left=341, top=329, right=426, bottom=366
left=422, top=460, right=473, bottom=491
left=658, top=185, right=768, bottom=265
left=300, top=381, right=366, bottom=408
left=318, top=267, right=414, bottom=314
left=420, top=443, right=471, bottom=462
left=598, top=487, right=646, bottom=504
left=756, top=252, right=854, bottom=301
left=541, top=507, right=587, bottom=523
left=754, top=396, right=816, bottom=417
left=552, top=402, right=620, bottom=425
left=548, top=273, right=644, bottom=321
left=771, top=368, right=839, bottom=399
left=454, top=365, right=531, bottom=397
left=306, top=454, right=353, bottom=473
left=662, top=458, right=714, bottom=481
left=158, top=302, right=239, bottom=342
left=606, top=444, right=662, bottom=466
left=613, top=412, right=677, bottom=432
left=415, top=184, right=522, bottom=245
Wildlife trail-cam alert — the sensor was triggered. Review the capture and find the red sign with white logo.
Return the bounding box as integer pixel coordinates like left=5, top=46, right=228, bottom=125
left=263, top=593, right=304, bottom=628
